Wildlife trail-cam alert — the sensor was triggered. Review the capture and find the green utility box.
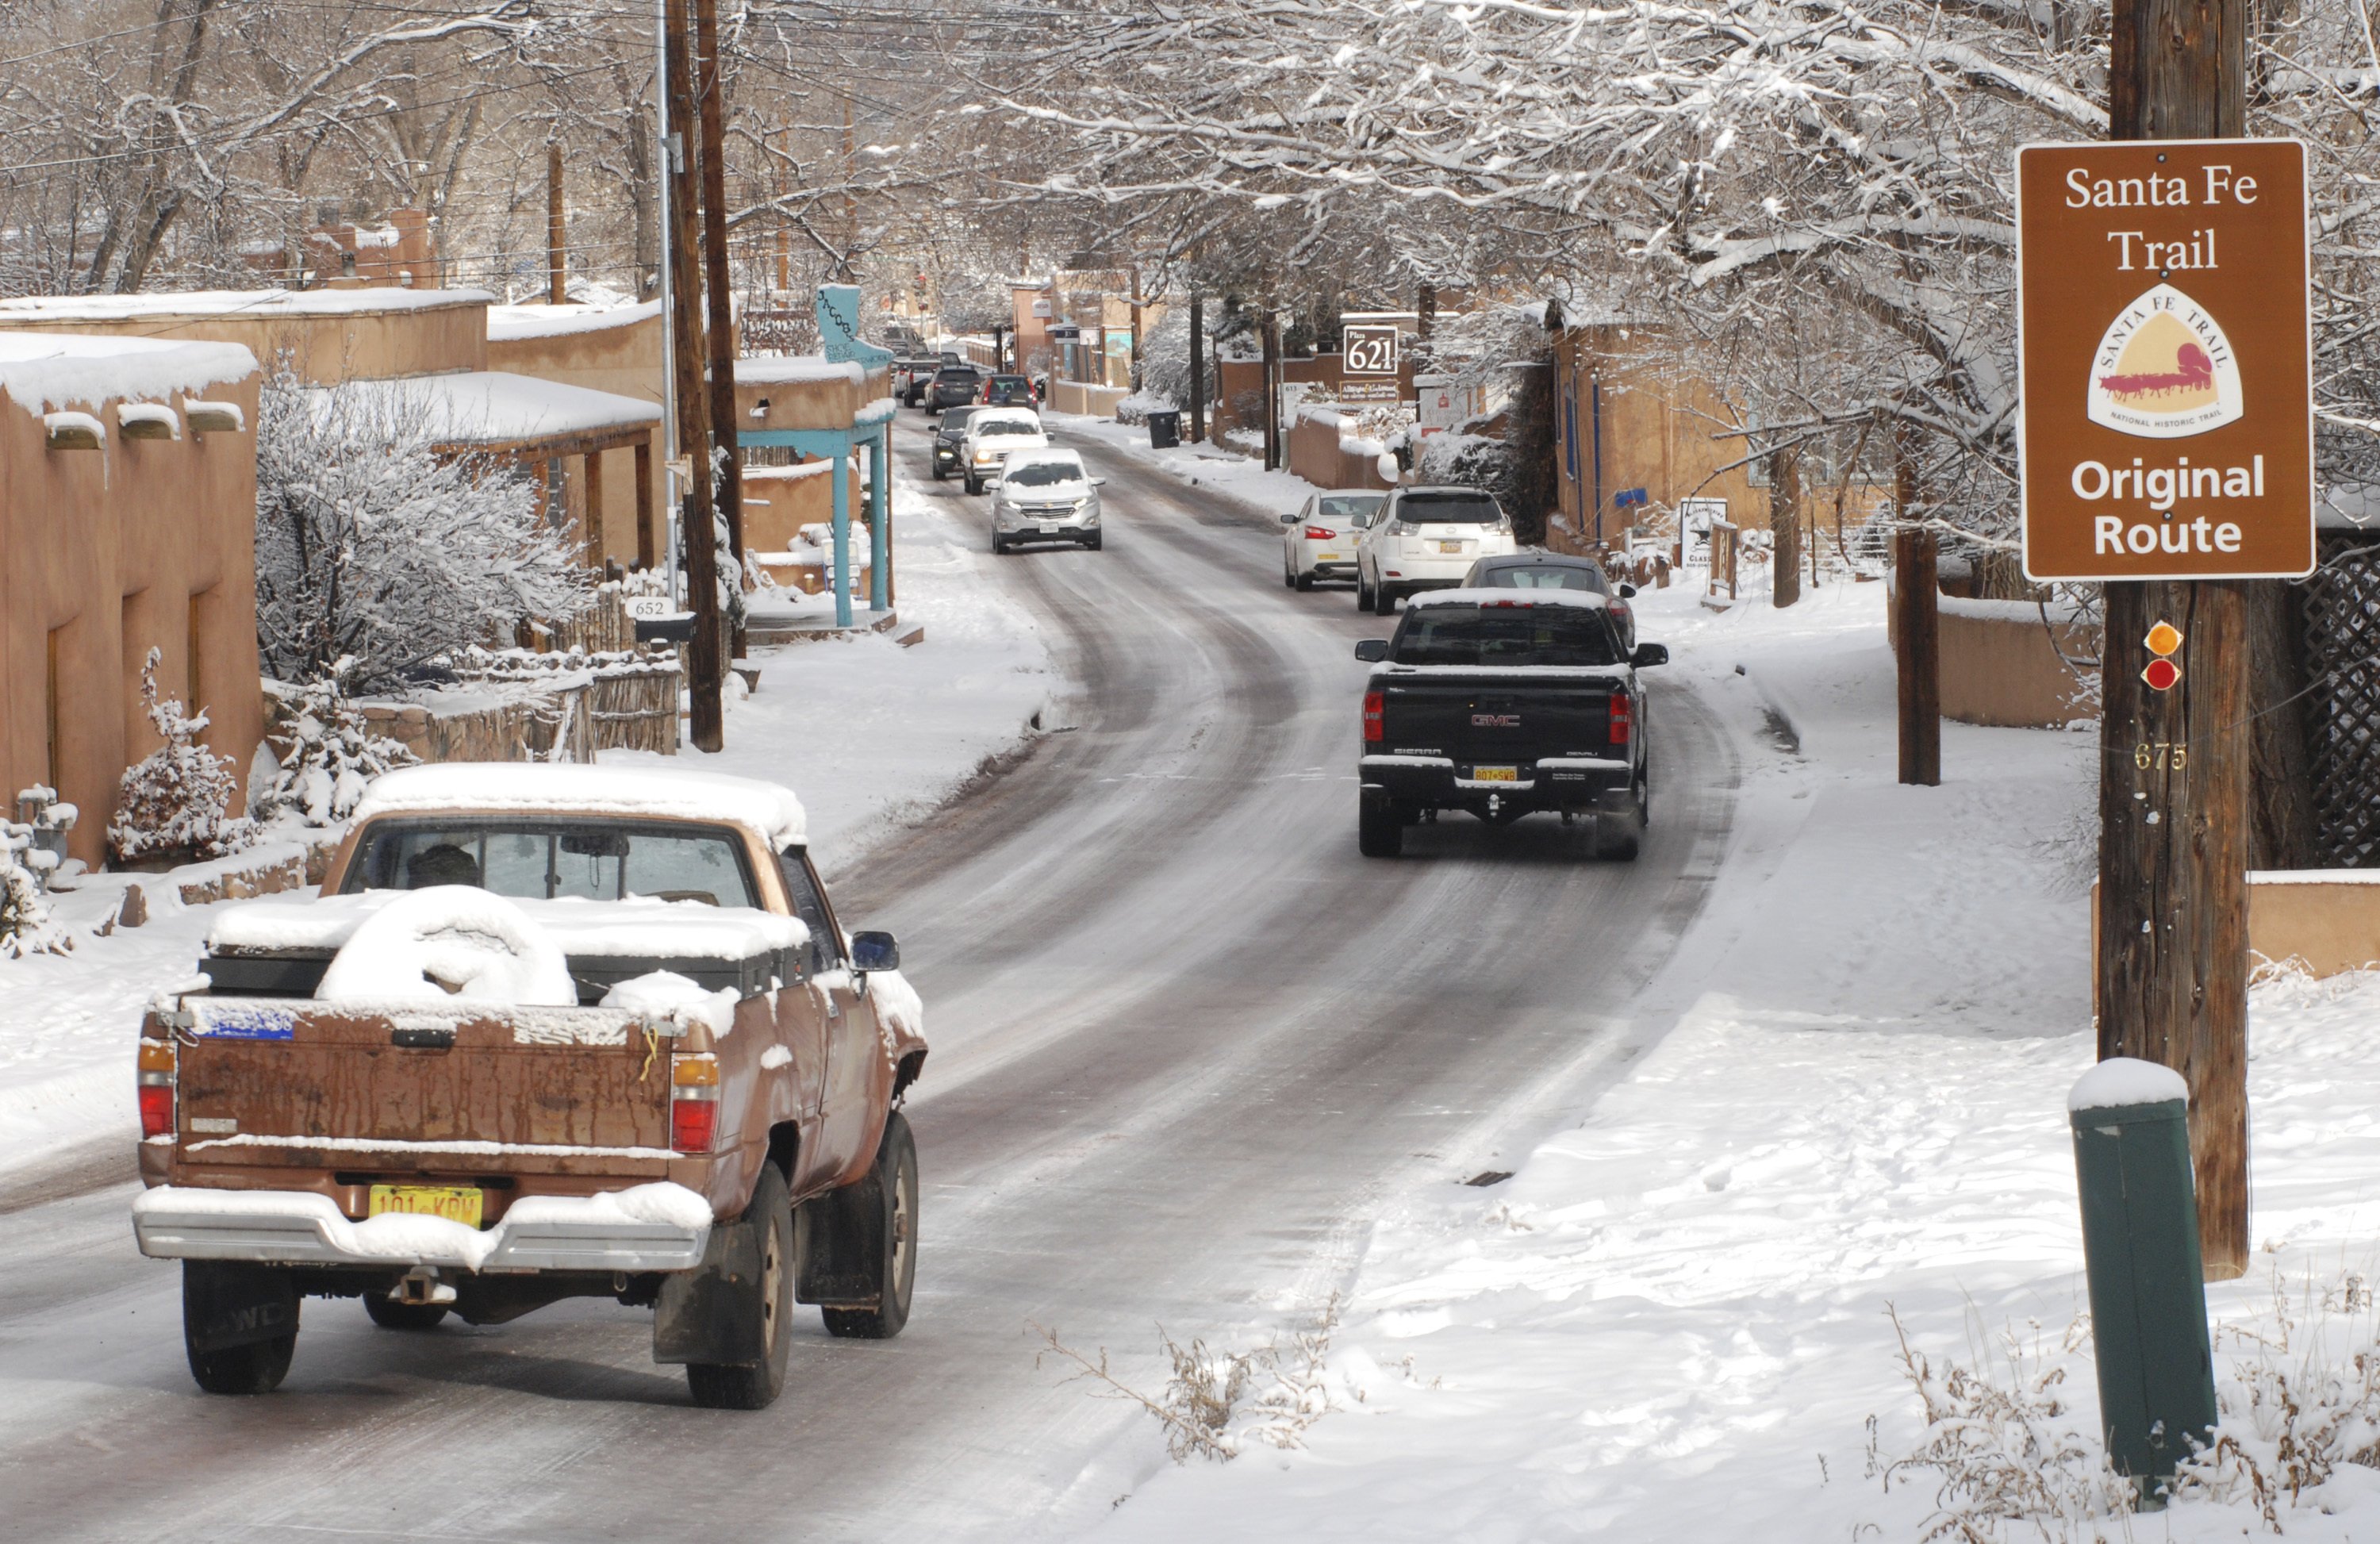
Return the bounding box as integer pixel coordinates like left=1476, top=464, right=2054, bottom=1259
left=2069, top=1057, right=2219, bottom=1502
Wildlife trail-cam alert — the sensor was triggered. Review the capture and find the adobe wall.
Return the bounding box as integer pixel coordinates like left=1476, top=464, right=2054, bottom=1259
left=489, top=310, right=665, bottom=568
left=0, top=374, right=266, bottom=867
left=1288, top=409, right=1395, bottom=492
left=1548, top=326, right=1772, bottom=550
left=1885, top=579, right=2098, bottom=729
left=0, top=302, right=486, bottom=384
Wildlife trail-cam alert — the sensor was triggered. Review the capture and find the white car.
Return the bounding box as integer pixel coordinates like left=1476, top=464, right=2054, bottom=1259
left=1279, top=490, right=1384, bottom=591
left=992, top=449, right=1106, bottom=553
left=959, top=408, right=1048, bottom=494
left=1355, top=486, right=1521, bottom=613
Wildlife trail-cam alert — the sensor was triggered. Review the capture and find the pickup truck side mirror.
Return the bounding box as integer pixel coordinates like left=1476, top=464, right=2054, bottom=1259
left=1092, top=477, right=1108, bottom=486
left=1618, top=582, right=1639, bottom=598
left=850, top=931, right=900, bottom=973
left=1354, top=639, right=1390, bottom=663
left=1631, top=643, right=1669, bottom=668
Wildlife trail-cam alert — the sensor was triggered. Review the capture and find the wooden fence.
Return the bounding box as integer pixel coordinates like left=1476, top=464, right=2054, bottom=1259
left=1706, top=520, right=1741, bottom=604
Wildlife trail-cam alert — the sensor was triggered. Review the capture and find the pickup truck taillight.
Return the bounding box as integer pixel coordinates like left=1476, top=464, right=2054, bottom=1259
left=137, top=1039, right=175, bottom=1138
left=670, top=1054, right=720, bottom=1154
left=1608, top=689, right=1633, bottom=746
left=1304, top=525, right=1337, bottom=541
left=1363, top=691, right=1385, bottom=743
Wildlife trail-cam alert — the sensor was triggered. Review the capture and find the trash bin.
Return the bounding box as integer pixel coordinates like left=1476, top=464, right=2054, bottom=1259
left=1147, top=409, right=1181, bottom=449
left=2069, top=1058, right=2218, bottom=1504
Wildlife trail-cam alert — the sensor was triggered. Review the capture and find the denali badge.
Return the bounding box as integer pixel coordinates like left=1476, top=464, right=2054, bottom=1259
left=1471, top=713, right=1520, bottom=728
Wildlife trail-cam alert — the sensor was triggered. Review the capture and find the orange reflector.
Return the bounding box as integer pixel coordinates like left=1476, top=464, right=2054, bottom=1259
left=138, top=1041, right=175, bottom=1074
left=672, top=1054, right=719, bottom=1088
left=2144, top=621, right=2183, bottom=657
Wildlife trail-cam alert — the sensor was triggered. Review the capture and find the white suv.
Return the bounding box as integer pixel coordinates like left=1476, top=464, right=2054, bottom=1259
left=960, top=409, right=1048, bottom=494
left=992, top=449, right=1105, bottom=553
left=1355, top=486, right=1519, bottom=612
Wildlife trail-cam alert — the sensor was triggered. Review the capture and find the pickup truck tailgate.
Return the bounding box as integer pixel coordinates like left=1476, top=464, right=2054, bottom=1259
left=175, top=999, right=673, bottom=1160
left=1378, top=673, right=1618, bottom=762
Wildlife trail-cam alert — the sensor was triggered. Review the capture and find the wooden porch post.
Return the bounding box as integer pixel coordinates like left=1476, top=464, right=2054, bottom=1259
left=634, top=438, right=656, bottom=570
left=869, top=427, right=889, bottom=613
left=831, top=444, right=854, bottom=628
left=582, top=447, right=605, bottom=564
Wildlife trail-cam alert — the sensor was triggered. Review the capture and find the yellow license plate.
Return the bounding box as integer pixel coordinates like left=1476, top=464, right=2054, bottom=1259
left=1318, top=552, right=1342, bottom=561
left=1473, top=766, right=1519, bottom=782
left=368, top=1185, right=483, bottom=1227
left=1438, top=540, right=1466, bottom=553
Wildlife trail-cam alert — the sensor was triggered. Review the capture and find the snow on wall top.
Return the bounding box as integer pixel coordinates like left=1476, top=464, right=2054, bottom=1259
left=313, top=371, right=659, bottom=444
left=2067, top=1056, right=2189, bottom=1113
left=0, top=288, right=493, bottom=321
left=735, top=356, right=866, bottom=386
left=212, top=890, right=806, bottom=961
left=0, top=332, right=258, bottom=417
left=486, top=300, right=662, bottom=343
left=353, top=762, right=808, bottom=850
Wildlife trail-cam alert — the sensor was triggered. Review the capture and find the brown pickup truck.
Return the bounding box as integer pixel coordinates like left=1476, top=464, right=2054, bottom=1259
left=130, top=763, right=927, bottom=1410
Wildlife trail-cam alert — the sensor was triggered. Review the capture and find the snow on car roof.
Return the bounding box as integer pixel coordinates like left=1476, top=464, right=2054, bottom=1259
left=352, top=764, right=808, bottom=849
left=1404, top=588, right=1611, bottom=611
left=1004, top=447, right=1084, bottom=468
left=969, top=407, right=1040, bottom=427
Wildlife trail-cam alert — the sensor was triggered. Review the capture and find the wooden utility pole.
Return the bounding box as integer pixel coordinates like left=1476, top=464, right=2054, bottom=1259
left=692, top=0, right=744, bottom=588
left=664, top=0, right=724, bottom=752
left=1188, top=294, right=1205, bottom=444
left=2096, top=0, right=2252, bottom=1280
left=545, top=142, right=566, bottom=305
left=1894, top=424, right=1940, bottom=785
left=1770, top=447, right=1802, bottom=608
left=1261, top=305, right=1280, bottom=470
left=1417, top=282, right=1437, bottom=349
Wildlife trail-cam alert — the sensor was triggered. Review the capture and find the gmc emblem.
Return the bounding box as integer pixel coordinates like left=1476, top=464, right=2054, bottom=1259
left=1471, top=713, right=1519, bottom=728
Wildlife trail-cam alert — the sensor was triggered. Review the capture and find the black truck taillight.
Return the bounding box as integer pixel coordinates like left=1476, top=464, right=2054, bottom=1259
left=1362, top=691, right=1385, bottom=743
left=1608, top=689, right=1633, bottom=746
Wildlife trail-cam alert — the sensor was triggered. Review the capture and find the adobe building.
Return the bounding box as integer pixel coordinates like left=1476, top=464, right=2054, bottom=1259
left=0, top=335, right=265, bottom=867
left=0, top=290, right=664, bottom=571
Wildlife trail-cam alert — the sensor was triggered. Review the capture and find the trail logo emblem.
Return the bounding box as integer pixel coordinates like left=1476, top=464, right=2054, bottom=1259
left=2086, top=282, right=2244, bottom=440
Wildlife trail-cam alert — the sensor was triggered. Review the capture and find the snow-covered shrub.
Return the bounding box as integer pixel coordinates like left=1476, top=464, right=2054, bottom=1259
left=260, top=664, right=418, bottom=828
left=0, top=828, right=65, bottom=957
left=108, top=649, right=257, bottom=866
left=254, top=371, right=593, bottom=694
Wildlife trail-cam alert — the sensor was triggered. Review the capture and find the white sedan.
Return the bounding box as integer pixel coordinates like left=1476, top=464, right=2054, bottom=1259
left=960, top=409, right=1048, bottom=494
left=1279, top=490, right=1384, bottom=591
left=992, top=449, right=1107, bottom=553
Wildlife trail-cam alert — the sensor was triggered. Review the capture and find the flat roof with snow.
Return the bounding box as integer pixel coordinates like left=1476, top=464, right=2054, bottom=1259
left=353, top=764, right=808, bottom=851
left=0, top=332, right=258, bottom=417
left=313, top=371, right=658, bottom=447
left=487, top=301, right=662, bottom=344
left=0, top=288, right=493, bottom=322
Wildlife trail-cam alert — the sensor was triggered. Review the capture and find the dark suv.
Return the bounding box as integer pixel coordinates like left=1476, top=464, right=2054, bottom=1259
left=1463, top=552, right=1638, bottom=651
left=926, top=366, right=985, bottom=413
left=931, top=406, right=983, bottom=481
left=984, top=374, right=1037, bottom=407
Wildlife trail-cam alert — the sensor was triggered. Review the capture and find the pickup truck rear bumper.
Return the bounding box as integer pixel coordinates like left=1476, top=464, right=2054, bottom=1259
left=132, top=1185, right=712, bottom=1273
left=1360, top=754, right=1634, bottom=814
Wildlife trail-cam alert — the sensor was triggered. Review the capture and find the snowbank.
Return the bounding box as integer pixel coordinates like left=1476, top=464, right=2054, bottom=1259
left=601, top=970, right=740, bottom=1035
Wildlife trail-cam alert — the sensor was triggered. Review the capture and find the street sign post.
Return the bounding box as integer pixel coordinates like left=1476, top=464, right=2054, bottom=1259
left=2016, top=139, right=2313, bottom=581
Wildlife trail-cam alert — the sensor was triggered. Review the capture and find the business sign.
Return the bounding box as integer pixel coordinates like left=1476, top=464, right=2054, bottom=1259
left=1338, top=380, right=1402, bottom=405
left=1030, top=298, right=1052, bottom=318
left=1416, top=374, right=1476, bottom=436
left=1046, top=323, right=1081, bottom=342
left=1342, top=324, right=1400, bottom=375
left=2015, top=140, right=2313, bottom=580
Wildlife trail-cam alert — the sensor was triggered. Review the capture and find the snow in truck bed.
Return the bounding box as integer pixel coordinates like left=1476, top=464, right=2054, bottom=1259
left=207, top=891, right=808, bottom=961
left=350, top=763, right=808, bottom=851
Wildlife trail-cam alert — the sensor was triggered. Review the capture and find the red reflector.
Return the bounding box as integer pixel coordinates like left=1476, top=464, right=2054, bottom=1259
left=138, top=1084, right=174, bottom=1139
left=671, top=1098, right=718, bottom=1154
left=1304, top=525, right=1337, bottom=540
left=1609, top=691, right=1633, bottom=746
left=2143, top=657, right=2181, bottom=692
left=1362, top=690, right=1385, bottom=743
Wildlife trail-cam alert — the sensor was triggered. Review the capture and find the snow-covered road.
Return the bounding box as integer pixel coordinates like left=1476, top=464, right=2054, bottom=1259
left=0, top=421, right=1739, bottom=1542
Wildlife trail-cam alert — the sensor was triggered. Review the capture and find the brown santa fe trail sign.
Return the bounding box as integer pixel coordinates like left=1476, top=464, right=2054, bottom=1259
left=2017, top=139, right=2313, bottom=582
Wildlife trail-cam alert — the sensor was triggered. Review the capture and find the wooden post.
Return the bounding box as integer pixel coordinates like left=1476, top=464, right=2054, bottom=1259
left=547, top=142, right=566, bottom=305
left=582, top=446, right=605, bottom=564
left=1894, top=528, right=1941, bottom=786
left=2098, top=0, right=2252, bottom=1280
left=634, top=438, right=655, bottom=570
left=1261, top=305, right=1280, bottom=471
left=664, top=0, right=724, bottom=751
left=692, top=0, right=744, bottom=588
left=1770, top=447, right=1802, bottom=609
left=1188, top=294, right=1205, bottom=444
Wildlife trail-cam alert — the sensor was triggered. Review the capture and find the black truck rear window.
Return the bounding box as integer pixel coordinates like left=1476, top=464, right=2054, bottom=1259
left=1392, top=604, right=1622, bottom=668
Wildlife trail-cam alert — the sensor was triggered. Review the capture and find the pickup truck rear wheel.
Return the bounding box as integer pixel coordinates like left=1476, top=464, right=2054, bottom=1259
left=363, top=1296, right=450, bottom=1331
left=685, top=1162, right=794, bottom=1411
left=182, top=1262, right=298, bottom=1396
left=820, top=1110, right=919, bottom=1340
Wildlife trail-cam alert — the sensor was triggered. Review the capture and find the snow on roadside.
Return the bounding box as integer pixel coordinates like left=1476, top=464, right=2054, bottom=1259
left=1086, top=577, right=2380, bottom=1541
left=0, top=451, right=1053, bottom=1181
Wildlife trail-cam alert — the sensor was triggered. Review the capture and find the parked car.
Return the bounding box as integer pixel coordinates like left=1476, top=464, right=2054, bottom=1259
left=984, top=374, right=1038, bottom=408
left=1463, top=551, right=1637, bottom=651
left=931, top=405, right=985, bottom=480
left=129, top=762, right=926, bottom=1411
left=1280, top=490, right=1385, bottom=590
left=991, top=449, right=1106, bottom=553
left=1354, top=486, right=1522, bottom=613
left=959, top=408, right=1049, bottom=494
left=925, top=365, right=985, bottom=413
left=1352, top=590, right=1668, bottom=859
left=897, top=356, right=945, bottom=407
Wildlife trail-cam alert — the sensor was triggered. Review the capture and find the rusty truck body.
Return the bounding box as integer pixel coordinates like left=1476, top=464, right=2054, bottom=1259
left=130, top=763, right=927, bottom=1410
